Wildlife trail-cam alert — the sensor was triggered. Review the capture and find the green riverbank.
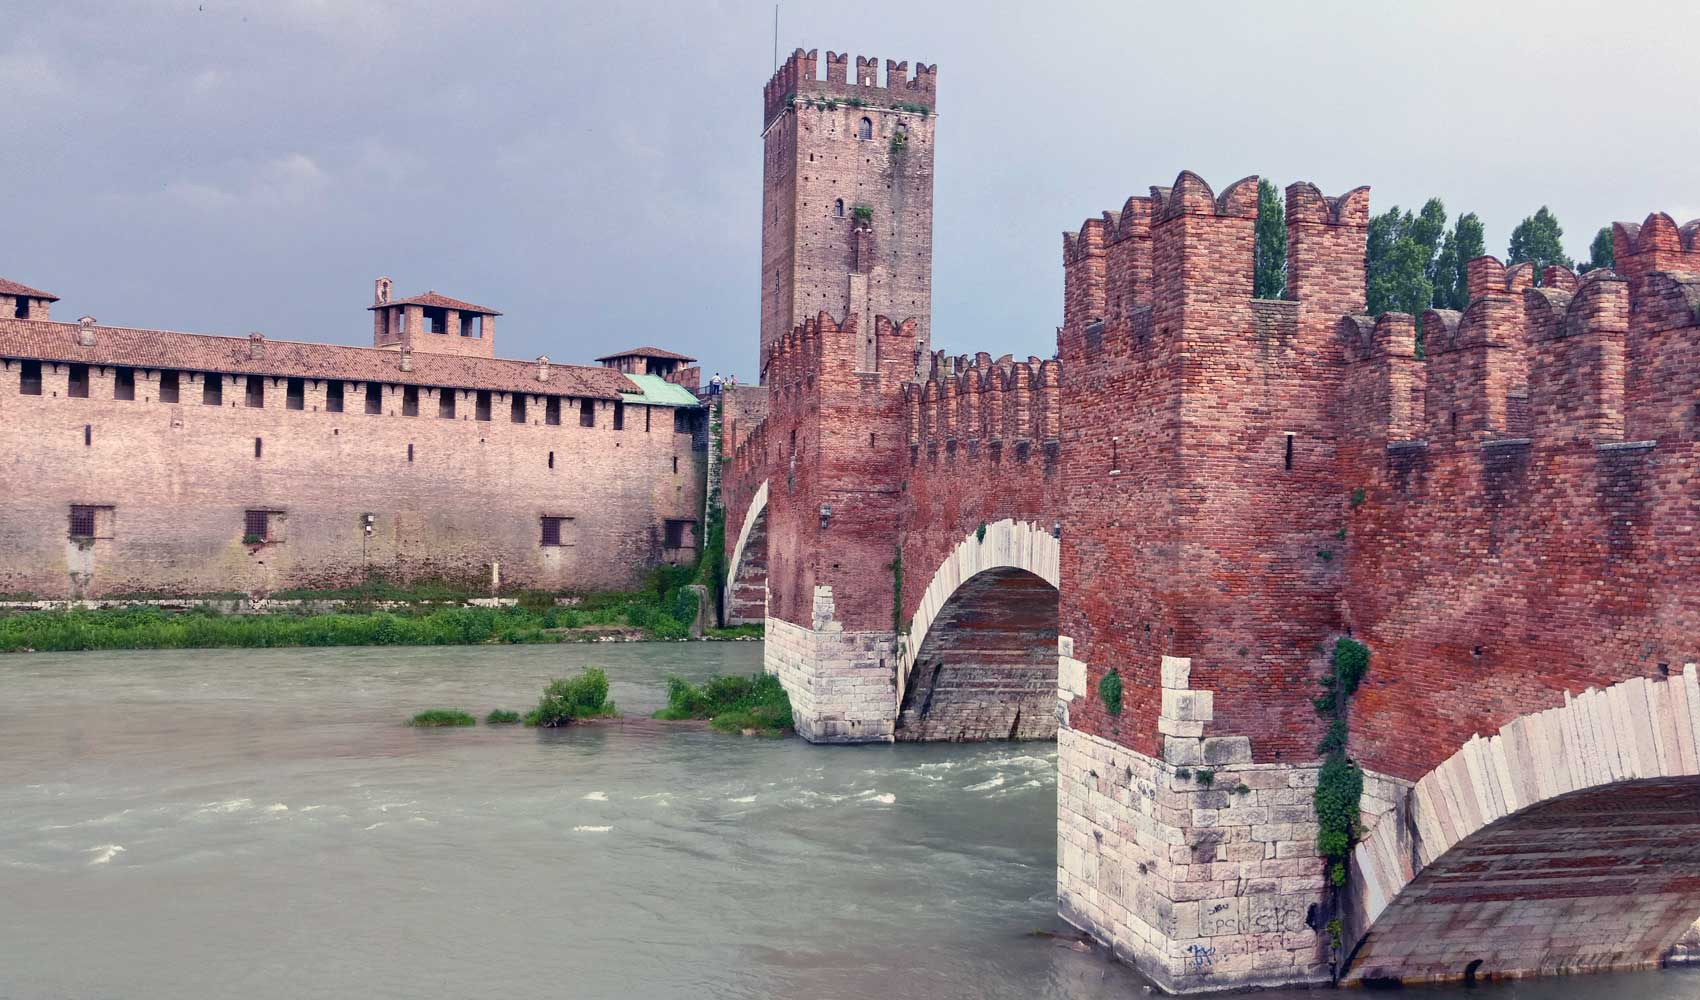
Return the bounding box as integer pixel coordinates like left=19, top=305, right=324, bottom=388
left=0, top=569, right=761, bottom=653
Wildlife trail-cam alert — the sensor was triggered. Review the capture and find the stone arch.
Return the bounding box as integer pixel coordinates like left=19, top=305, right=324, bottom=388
left=896, top=519, right=1060, bottom=741
left=1344, top=666, right=1700, bottom=986
left=723, top=479, right=769, bottom=626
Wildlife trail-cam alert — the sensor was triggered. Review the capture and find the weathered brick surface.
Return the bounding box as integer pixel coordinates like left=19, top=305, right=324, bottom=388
left=0, top=319, right=705, bottom=596
left=760, top=49, right=934, bottom=379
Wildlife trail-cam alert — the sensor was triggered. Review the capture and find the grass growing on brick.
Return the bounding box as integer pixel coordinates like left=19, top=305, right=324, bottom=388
left=408, top=709, right=476, bottom=727
left=652, top=673, right=794, bottom=736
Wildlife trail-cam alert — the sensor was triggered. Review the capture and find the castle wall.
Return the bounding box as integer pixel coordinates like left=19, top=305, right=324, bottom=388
left=0, top=349, right=705, bottom=598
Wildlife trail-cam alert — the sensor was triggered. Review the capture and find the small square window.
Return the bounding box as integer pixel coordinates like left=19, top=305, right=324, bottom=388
left=540, top=515, right=574, bottom=547
left=69, top=505, right=99, bottom=538
left=243, top=509, right=281, bottom=543
left=664, top=519, right=696, bottom=550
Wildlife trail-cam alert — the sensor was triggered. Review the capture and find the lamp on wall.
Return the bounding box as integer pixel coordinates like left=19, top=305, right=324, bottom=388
left=819, top=505, right=832, bottom=529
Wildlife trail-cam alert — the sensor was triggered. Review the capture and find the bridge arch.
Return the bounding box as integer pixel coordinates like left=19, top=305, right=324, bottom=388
left=1344, top=666, right=1700, bottom=986
left=896, top=519, right=1060, bottom=741
left=723, top=479, right=769, bottom=626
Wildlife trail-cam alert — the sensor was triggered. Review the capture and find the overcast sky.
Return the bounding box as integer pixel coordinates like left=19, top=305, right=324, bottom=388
left=6, top=1, right=1698, bottom=379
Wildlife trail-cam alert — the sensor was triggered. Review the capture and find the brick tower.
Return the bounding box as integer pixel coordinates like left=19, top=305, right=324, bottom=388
left=759, top=49, right=936, bottom=380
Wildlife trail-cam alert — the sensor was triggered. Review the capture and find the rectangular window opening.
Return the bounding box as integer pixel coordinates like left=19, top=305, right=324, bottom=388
left=203, top=374, right=223, bottom=406
left=1284, top=433, right=1294, bottom=471
left=672, top=455, right=679, bottom=474
left=540, top=515, right=572, bottom=547
left=459, top=313, right=479, bottom=338
left=545, top=397, right=561, bottom=426
left=645, top=407, right=652, bottom=432
left=326, top=381, right=345, bottom=413
left=424, top=306, right=447, bottom=334
left=402, top=385, right=419, bottom=416
left=674, top=408, right=691, bottom=434
left=475, top=389, right=491, bottom=421
left=511, top=394, right=527, bottom=423
left=159, top=370, right=179, bottom=403
left=245, top=375, right=264, bottom=408
left=244, top=509, right=272, bottom=543
left=114, top=367, right=135, bottom=401
left=438, top=388, right=456, bottom=419
left=254, top=436, right=263, bottom=459
left=20, top=360, right=43, bottom=395
left=83, top=424, right=91, bottom=447
left=67, top=364, right=90, bottom=398
left=613, top=400, right=625, bottom=430
left=69, top=505, right=100, bottom=538
left=365, top=383, right=383, bottom=415
left=286, top=377, right=305, bottom=411
left=548, top=451, right=555, bottom=469
left=407, top=443, right=414, bottom=462
left=663, top=519, right=695, bottom=550
left=579, top=398, right=595, bottom=427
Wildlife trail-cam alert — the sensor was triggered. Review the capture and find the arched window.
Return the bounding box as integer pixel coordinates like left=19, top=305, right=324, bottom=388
left=858, top=117, right=872, bottom=140
left=834, top=199, right=844, bottom=218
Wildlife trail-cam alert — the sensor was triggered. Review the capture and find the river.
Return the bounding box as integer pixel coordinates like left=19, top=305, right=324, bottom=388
left=2, top=643, right=1696, bottom=999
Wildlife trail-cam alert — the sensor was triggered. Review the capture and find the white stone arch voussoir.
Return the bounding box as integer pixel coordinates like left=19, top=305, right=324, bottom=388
left=724, top=479, right=770, bottom=600
left=1350, top=665, right=1700, bottom=940
left=898, top=518, right=1061, bottom=706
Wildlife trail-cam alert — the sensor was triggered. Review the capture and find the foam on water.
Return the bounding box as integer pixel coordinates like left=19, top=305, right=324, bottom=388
left=86, top=844, right=125, bottom=865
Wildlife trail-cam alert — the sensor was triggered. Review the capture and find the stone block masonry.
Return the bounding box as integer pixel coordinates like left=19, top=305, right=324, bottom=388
left=764, top=587, right=899, bottom=743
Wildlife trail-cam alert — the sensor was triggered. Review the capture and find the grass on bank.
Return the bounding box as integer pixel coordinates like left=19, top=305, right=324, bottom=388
left=409, top=709, right=476, bottom=727
left=653, top=673, right=794, bottom=736
left=0, top=567, right=729, bottom=653
left=525, top=668, right=618, bottom=727
left=485, top=709, right=521, bottom=725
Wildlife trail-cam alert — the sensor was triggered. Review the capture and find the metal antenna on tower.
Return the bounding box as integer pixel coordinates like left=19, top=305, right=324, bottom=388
left=772, top=5, right=779, bottom=72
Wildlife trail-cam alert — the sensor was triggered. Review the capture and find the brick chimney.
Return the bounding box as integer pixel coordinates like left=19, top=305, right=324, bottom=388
left=536, top=355, right=550, bottom=382
left=399, top=346, right=413, bottom=372
left=248, top=332, right=264, bottom=359
left=76, top=316, right=97, bottom=346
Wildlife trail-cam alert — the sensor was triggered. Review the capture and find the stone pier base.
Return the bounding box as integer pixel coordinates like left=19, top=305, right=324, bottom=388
left=1056, top=647, right=1333, bottom=993
left=764, top=586, right=897, bottom=743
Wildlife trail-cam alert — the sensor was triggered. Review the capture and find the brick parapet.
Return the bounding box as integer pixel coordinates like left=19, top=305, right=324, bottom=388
left=762, top=48, right=936, bottom=131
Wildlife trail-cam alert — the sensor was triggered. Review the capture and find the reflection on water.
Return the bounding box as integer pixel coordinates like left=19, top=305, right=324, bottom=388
left=1, top=643, right=1696, bottom=1000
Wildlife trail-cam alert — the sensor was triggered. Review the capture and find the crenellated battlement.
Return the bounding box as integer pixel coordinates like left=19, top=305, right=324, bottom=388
left=763, top=47, right=937, bottom=128
left=899, top=351, right=1061, bottom=457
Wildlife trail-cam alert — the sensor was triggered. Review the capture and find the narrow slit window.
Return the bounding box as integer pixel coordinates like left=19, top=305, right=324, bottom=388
left=254, top=436, right=263, bottom=459
left=672, top=456, right=679, bottom=474
left=1284, top=433, right=1294, bottom=470
left=159, top=370, right=179, bottom=403
left=83, top=424, right=91, bottom=447
left=548, top=451, right=555, bottom=469
left=67, top=364, right=89, bottom=398
left=407, top=443, right=414, bottom=462
left=286, top=378, right=305, bottom=411
left=326, top=381, right=345, bottom=412
left=114, top=367, right=135, bottom=400
left=613, top=400, right=625, bottom=430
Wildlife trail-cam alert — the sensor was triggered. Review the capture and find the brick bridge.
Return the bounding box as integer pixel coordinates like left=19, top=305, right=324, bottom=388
left=719, top=168, right=1700, bottom=992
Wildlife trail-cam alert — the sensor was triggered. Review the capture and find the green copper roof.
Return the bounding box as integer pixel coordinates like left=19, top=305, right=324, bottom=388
left=619, top=372, right=701, bottom=407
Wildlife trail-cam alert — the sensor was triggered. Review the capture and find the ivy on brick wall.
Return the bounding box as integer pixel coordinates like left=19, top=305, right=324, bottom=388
left=1314, top=637, right=1369, bottom=960
left=1097, top=667, right=1123, bottom=716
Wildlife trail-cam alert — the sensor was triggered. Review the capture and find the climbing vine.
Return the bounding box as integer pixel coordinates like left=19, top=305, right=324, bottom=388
left=1314, top=637, right=1369, bottom=966
left=890, top=547, right=904, bottom=635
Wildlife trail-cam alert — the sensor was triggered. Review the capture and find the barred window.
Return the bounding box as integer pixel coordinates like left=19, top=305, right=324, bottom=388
left=664, top=519, right=695, bottom=549
left=69, top=505, right=98, bottom=538
left=540, top=515, right=572, bottom=547
left=244, top=509, right=271, bottom=543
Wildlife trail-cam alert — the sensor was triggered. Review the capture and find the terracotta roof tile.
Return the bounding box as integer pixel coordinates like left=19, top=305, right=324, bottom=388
left=369, top=291, right=500, bottom=315
left=0, top=319, right=635, bottom=399
left=594, top=345, right=698, bottom=363
left=0, top=278, right=59, bottom=301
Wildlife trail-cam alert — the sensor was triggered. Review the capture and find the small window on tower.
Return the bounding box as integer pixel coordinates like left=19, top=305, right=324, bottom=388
left=834, top=199, right=844, bottom=218
left=858, top=117, right=872, bottom=140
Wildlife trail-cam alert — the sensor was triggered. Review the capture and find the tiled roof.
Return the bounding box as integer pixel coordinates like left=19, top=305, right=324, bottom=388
left=0, top=319, right=633, bottom=399
left=369, top=291, right=501, bottom=315
left=594, top=345, right=698, bottom=363
left=0, top=278, right=59, bottom=301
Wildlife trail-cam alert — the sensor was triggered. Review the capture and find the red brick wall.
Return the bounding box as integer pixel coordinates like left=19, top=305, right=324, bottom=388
left=759, top=49, right=935, bottom=379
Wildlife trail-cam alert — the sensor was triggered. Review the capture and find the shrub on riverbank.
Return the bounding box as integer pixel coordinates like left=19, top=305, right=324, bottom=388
left=485, top=709, right=521, bottom=725
left=654, top=673, right=793, bottom=736
left=524, top=669, right=618, bottom=727
left=409, top=709, right=476, bottom=727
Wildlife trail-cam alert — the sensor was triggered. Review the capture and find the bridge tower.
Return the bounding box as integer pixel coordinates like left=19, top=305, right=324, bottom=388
left=759, top=49, right=936, bottom=381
